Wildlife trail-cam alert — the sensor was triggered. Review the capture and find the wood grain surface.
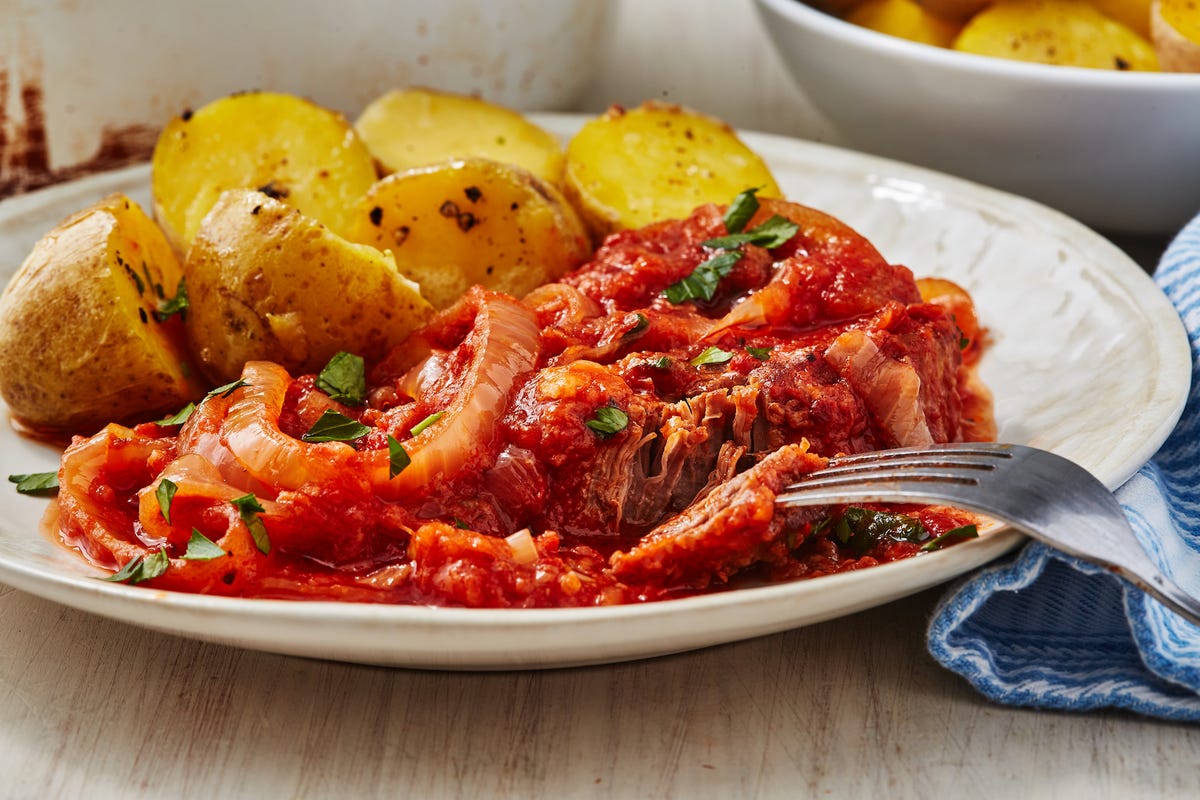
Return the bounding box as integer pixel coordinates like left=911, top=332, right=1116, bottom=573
left=0, top=2, right=1194, bottom=797
left=2, top=585, right=1197, bottom=799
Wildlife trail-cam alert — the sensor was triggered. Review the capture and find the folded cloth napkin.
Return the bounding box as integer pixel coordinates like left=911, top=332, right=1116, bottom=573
left=927, top=214, right=1200, bottom=722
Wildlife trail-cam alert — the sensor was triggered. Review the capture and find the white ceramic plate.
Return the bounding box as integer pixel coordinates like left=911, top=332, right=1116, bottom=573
left=0, top=117, right=1189, bottom=669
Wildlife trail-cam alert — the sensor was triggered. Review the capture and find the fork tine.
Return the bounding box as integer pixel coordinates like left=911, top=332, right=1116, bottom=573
left=776, top=442, right=1200, bottom=628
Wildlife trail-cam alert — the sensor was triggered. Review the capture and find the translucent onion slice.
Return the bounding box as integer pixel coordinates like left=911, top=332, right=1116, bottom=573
left=221, top=361, right=351, bottom=490
left=369, top=290, right=541, bottom=499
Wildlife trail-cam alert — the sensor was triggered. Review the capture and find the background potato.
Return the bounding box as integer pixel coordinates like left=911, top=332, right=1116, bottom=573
left=355, top=88, right=567, bottom=186
left=184, top=189, right=433, bottom=383
left=848, top=0, right=964, bottom=46
left=563, top=102, right=782, bottom=238
left=152, top=91, right=379, bottom=255
left=346, top=158, right=590, bottom=309
left=954, top=0, right=1159, bottom=69
left=912, top=0, right=994, bottom=21
left=0, top=193, right=201, bottom=432
left=1092, top=0, right=1152, bottom=37
left=1152, top=0, right=1200, bottom=71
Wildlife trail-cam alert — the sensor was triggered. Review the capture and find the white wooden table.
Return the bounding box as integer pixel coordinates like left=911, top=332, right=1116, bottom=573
left=1, top=2, right=1195, bottom=797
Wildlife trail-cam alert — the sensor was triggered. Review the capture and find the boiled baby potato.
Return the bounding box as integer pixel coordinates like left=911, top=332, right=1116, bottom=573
left=355, top=88, right=566, bottom=186
left=152, top=91, right=379, bottom=255
left=346, top=158, right=590, bottom=310
left=848, top=0, right=963, bottom=46
left=911, top=0, right=993, bottom=22
left=1092, top=0, right=1152, bottom=37
left=0, top=194, right=201, bottom=432
left=563, top=102, right=782, bottom=238
left=1152, top=0, right=1200, bottom=71
left=954, top=0, right=1159, bottom=69
left=184, top=189, right=433, bottom=383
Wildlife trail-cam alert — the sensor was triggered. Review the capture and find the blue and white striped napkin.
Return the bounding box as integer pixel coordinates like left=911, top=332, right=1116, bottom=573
left=927, top=215, right=1200, bottom=722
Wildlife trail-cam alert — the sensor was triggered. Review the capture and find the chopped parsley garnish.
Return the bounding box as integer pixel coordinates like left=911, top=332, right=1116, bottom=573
left=663, top=251, right=742, bottom=304
left=182, top=529, right=226, bottom=560
left=387, top=435, right=410, bottom=479
left=157, top=402, right=196, bottom=426
left=702, top=214, right=799, bottom=250
left=723, top=187, right=761, bottom=234
left=833, top=507, right=928, bottom=557
left=302, top=410, right=370, bottom=443
left=920, top=524, right=979, bottom=552
left=231, top=493, right=270, bottom=554
left=315, top=351, right=366, bottom=406
left=154, top=277, right=189, bottom=322
left=101, top=549, right=168, bottom=585
left=690, top=346, right=734, bottom=367
left=7, top=471, right=58, bottom=496
left=207, top=379, right=248, bottom=400
left=410, top=411, right=444, bottom=436
left=746, top=346, right=773, bottom=361
left=155, top=478, right=178, bottom=523
left=586, top=403, right=629, bottom=438
left=623, top=313, right=650, bottom=339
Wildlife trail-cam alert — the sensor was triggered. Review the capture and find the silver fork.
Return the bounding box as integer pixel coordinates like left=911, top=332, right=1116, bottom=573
left=775, top=442, right=1200, bottom=627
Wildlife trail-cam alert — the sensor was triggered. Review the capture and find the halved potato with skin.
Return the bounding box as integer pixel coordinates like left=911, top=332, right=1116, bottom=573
left=564, top=102, right=783, bottom=238
left=346, top=158, right=591, bottom=310
left=0, top=193, right=203, bottom=432
left=355, top=88, right=567, bottom=187
left=151, top=91, right=379, bottom=255
left=184, top=189, right=433, bottom=383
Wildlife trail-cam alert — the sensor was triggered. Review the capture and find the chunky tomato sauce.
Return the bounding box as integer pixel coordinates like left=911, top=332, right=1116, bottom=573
left=56, top=198, right=992, bottom=607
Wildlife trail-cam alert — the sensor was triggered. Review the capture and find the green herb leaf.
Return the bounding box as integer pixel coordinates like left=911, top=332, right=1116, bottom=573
left=206, top=379, right=248, bottom=400
left=647, top=356, right=671, bottom=369
left=157, top=402, right=196, bottom=426
left=919, top=524, right=979, bottom=552
left=623, top=313, right=649, bottom=339
left=723, top=188, right=761, bottom=234
left=834, top=507, right=929, bottom=557
left=101, top=548, right=168, bottom=585
left=231, top=493, right=270, bottom=554
left=586, top=403, right=629, bottom=438
left=315, top=351, right=367, bottom=406
left=302, top=409, right=370, bottom=443
left=154, top=277, right=189, bottom=321
left=182, top=528, right=227, bottom=560
left=409, top=411, right=444, bottom=437
left=7, top=471, right=59, bottom=496
left=663, top=251, right=742, bottom=304
left=690, top=346, right=734, bottom=367
left=745, top=346, right=773, bottom=361
left=156, top=478, right=178, bottom=524
left=387, top=434, right=410, bottom=479
left=702, top=214, right=799, bottom=250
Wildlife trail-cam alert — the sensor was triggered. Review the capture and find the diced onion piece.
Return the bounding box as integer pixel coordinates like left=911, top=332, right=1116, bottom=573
left=505, top=528, right=538, bottom=565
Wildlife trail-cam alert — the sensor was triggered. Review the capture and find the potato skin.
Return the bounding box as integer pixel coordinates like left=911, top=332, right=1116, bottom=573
left=849, top=0, right=964, bottom=46
left=355, top=88, right=567, bottom=186
left=0, top=193, right=201, bottom=433
left=564, top=102, right=783, bottom=239
left=152, top=91, right=379, bottom=255
left=346, top=158, right=590, bottom=309
left=1152, top=0, right=1200, bottom=71
left=184, top=189, right=434, bottom=383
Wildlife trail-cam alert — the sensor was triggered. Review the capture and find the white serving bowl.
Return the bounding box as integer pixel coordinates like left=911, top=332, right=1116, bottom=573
left=753, top=0, right=1200, bottom=236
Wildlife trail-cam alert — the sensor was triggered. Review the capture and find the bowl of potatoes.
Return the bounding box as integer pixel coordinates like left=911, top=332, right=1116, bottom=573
left=753, top=0, right=1200, bottom=235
